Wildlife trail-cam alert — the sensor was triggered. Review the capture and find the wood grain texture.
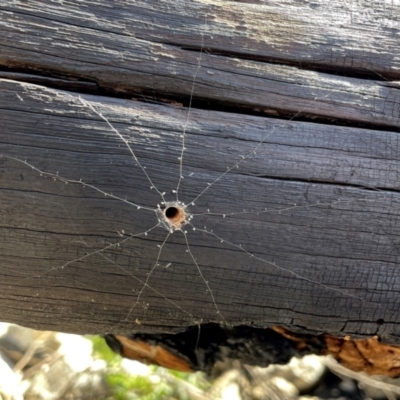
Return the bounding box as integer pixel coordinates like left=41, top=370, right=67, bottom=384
left=1, top=79, right=400, bottom=340
left=0, top=1, right=399, bottom=127
left=1, top=0, right=400, bottom=74
left=0, top=0, right=400, bottom=341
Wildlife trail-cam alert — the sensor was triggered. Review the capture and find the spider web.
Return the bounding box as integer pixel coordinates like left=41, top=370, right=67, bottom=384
left=0, top=17, right=399, bottom=334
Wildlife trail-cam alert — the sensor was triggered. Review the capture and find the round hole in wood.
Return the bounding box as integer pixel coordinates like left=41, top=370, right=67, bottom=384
left=163, top=203, right=187, bottom=230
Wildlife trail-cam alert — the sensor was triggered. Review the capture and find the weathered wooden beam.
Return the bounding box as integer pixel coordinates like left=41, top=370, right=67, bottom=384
left=1, top=0, right=400, bottom=359
left=1, top=79, right=400, bottom=344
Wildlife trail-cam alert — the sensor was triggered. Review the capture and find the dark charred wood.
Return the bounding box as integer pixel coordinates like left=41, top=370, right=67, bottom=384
left=1, top=1, right=400, bottom=375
